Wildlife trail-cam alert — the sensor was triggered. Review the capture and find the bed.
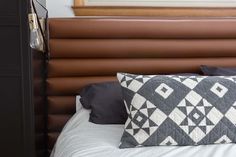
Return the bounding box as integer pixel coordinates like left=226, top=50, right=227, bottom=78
left=47, top=17, right=236, bottom=156
left=51, top=103, right=236, bottom=157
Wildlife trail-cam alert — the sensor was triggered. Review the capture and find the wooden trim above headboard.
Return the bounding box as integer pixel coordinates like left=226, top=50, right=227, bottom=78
left=47, top=17, right=236, bottom=155
left=72, top=7, right=236, bottom=17
left=72, top=0, right=236, bottom=16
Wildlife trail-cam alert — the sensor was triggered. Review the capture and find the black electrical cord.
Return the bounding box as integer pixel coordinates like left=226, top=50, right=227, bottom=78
left=31, top=0, right=48, bottom=52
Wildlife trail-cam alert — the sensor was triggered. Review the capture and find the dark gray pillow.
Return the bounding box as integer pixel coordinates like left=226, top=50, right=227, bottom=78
left=80, top=81, right=128, bottom=124
left=79, top=74, right=199, bottom=124
left=201, top=65, right=236, bottom=76
left=117, top=73, right=236, bottom=148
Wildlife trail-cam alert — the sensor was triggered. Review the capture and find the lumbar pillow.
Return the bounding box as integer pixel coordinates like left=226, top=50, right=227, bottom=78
left=117, top=73, right=236, bottom=148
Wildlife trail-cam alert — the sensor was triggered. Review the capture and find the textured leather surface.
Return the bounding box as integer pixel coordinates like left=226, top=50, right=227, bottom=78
left=49, top=18, right=236, bottom=39
left=48, top=96, right=75, bottom=114
left=47, top=17, right=236, bottom=153
left=50, top=39, right=236, bottom=58
left=48, top=58, right=236, bottom=77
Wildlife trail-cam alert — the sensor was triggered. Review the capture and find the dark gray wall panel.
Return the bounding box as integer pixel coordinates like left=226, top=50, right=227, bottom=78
left=0, top=26, right=20, bottom=68
left=0, top=0, right=47, bottom=156
left=0, top=0, right=19, bottom=16
left=0, top=77, right=23, bottom=157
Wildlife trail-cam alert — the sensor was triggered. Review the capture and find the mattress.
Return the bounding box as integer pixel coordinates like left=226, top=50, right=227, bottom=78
left=51, top=108, right=236, bottom=157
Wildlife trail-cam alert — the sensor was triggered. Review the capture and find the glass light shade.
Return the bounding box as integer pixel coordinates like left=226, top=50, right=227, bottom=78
left=28, top=13, right=44, bottom=51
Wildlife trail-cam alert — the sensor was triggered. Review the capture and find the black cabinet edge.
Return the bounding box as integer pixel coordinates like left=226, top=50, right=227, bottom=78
left=19, top=0, right=36, bottom=156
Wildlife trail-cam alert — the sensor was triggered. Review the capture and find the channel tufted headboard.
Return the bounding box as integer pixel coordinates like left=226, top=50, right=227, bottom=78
left=47, top=17, right=236, bottom=154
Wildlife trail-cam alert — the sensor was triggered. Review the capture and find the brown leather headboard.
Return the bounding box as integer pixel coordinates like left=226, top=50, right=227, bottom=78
left=47, top=17, right=236, bottom=153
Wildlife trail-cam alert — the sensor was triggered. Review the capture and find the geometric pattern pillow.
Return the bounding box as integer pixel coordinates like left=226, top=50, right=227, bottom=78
left=117, top=73, right=236, bottom=148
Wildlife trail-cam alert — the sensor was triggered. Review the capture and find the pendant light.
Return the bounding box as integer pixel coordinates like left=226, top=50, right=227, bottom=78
left=28, top=0, right=48, bottom=52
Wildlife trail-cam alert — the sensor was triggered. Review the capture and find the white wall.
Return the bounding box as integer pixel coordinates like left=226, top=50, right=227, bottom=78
left=46, top=0, right=74, bottom=17
left=46, top=0, right=236, bottom=17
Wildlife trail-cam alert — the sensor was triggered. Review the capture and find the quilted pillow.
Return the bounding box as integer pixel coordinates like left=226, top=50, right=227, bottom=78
left=117, top=73, right=236, bottom=148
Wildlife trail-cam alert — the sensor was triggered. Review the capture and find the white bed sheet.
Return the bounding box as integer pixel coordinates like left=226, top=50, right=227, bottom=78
left=51, top=108, right=236, bottom=157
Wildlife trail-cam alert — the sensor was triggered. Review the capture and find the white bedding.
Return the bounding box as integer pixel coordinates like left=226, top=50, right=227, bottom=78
left=51, top=108, right=236, bottom=157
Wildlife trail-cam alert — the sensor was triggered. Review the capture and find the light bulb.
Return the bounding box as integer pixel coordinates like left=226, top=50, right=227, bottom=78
left=28, top=13, right=44, bottom=51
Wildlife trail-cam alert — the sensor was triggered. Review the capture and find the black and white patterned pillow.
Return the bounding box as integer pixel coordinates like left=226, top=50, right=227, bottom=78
left=117, top=73, right=236, bottom=148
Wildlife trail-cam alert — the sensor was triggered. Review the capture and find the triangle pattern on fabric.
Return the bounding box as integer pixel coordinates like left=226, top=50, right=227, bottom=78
left=178, top=107, right=187, bottom=115
left=186, top=106, right=195, bottom=115
left=187, top=118, right=195, bottom=126
left=186, top=99, right=194, bottom=106
left=126, top=129, right=134, bottom=136
left=140, top=102, right=148, bottom=109
left=121, top=81, right=128, bottom=88
left=215, top=135, right=232, bottom=144
left=196, top=99, right=204, bottom=106
left=142, top=120, right=150, bottom=128
left=149, top=126, right=158, bottom=135
left=203, top=99, right=212, bottom=107
left=180, top=126, right=189, bottom=134
left=143, top=77, right=151, bottom=83
left=126, top=122, right=133, bottom=129
left=205, top=106, right=213, bottom=115
left=197, top=106, right=205, bottom=115
left=131, top=122, right=139, bottom=129
left=178, top=99, right=186, bottom=107
left=133, top=128, right=140, bottom=135
left=148, top=119, right=158, bottom=127
left=189, top=77, right=199, bottom=82
left=147, top=108, right=156, bottom=117
left=172, top=77, right=182, bottom=82
left=135, top=78, right=145, bottom=83
left=139, top=108, right=149, bottom=117
left=125, top=76, right=133, bottom=81
left=131, top=105, right=138, bottom=111
left=143, top=128, right=150, bottom=135
left=179, top=77, right=187, bottom=82
left=196, top=77, right=205, bottom=82
left=120, top=75, right=126, bottom=83
left=131, top=110, right=138, bottom=118
left=199, top=126, right=207, bottom=134
left=146, top=101, right=156, bottom=108
left=126, top=80, right=133, bottom=87
left=180, top=117, right=189, bottom=126
left=206, top=117, right=214, bottom=126
left=206, top=125, right=215, bottom=134
left=199, top=117, right=206, bottom=126
left=188, top=126, right=196, bottom=134
left=160, top=136, right=178, bottom=145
